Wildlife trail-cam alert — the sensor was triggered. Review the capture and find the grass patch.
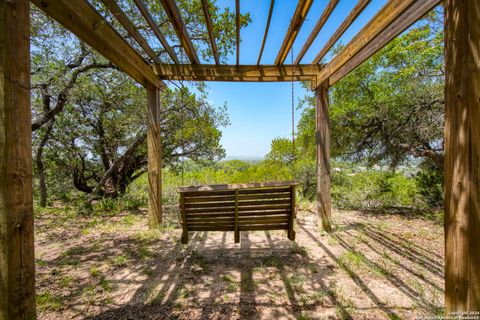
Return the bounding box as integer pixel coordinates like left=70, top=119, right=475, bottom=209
left=36, top=292, right=63, bottom=311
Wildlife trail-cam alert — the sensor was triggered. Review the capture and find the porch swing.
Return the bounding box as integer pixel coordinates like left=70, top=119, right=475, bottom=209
left=177, top=49, right=298, bottom=244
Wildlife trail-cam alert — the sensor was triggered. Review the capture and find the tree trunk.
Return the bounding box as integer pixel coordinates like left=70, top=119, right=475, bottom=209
left=35, top=120, right=54, bottom=207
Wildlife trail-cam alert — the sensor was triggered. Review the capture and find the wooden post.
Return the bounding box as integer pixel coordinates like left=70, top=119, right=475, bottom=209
left=0, top=0, right=36, bottom=319
left=180, top=193, right=188, bottom=244
left=234, top=189, right=240, bottom=243
left=288, top=185, right=296, bottom=241
left=315, top=81, right=332, bottom=232
left=147, top=85, right=162, bottom=227
left=444, top=0, right=480, bottom=313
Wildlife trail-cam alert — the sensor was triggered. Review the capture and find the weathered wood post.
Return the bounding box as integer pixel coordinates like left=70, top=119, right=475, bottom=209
left=315, top=81, right=332, bottom=232
left=147, top=85, right=163, bottom=227
left=0, top=0, right=36, bottom=319
left=444, top=0, right=480, bottom=313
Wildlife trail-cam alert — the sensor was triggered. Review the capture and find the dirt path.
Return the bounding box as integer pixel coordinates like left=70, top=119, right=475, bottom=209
left=35, top=207, right=444, bottom=319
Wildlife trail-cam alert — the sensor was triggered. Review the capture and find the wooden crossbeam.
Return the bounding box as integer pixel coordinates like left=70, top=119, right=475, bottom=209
left=329, top=0, right=441, bottom=85
left=313, top=0, right=418, bottom=88
left=256, top=0, right=275, bottom=65
left=133, top=0, right=179, bottom=64
left=160, top=0, right=200, bottom=64
left=99, top=0, right=160, bottom=64
left=201, top=0, right=219, bottom=65
left=32, top=0, right=163, bottom=88
left=156, top=64, right=323, bottom=86
left=312, top=0, right=371, bottom=64
left=294, top=0, right=339, bottom=65
left=236, top=0, right=240, bottom=65
left=275, top=0, right=313, bottom=65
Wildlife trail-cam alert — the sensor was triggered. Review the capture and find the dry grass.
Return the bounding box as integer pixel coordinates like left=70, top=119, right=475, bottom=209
left=35, top=206, right=444, bottom=319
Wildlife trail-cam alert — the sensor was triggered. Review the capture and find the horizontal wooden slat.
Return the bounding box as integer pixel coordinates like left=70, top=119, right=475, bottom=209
left=189, top=226, right=234, bottom=231
left=179, top=181, right=298, bottom=192
left=188, top=222, right=234, bottom=227
left=238, top=187, right=291, bottom=195
left=238, top=204, right=291, bottom=212
left=185, top=195, right=237, bottom=203
left=238, top=199, right=291, bottom=206
left=186, top=217, right=234, bottom=223
left=239, top=225, right=288, bottom=231
left=187, top=202, right=235, bottom=209
left=238, top=210, right=291, bottom=216
left=186, top=207, right=235, bottom=214
left=238, top=217, right=289, bottom=224
left=237, top=193, right=290, bottom=201
left=185, top=212, right=234, bottom=219
left=184, top=190, right=236, bottom=197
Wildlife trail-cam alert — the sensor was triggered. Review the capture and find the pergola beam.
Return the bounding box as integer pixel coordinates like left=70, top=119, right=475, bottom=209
left=275, top=0, right=313, bottom=65
left=256, top=0, right=275, bottom=65
left=99, top=0, right=161, bottom=64
left=156, top=64, right=323, bottom=85
left=133, top=0, right=179, bottom=64
left=32, top=0, right=163, bottom=88
left=312, top=0, right=371, bottom=64
left=201, top=0, right=220, bottom=65
left=329, top=0, right=441, bottom=85
left=160, top=0, right=200, bottom=64
left=313, top=0, right=417, bottom=88
left=294, top=0, right=339, bottom=65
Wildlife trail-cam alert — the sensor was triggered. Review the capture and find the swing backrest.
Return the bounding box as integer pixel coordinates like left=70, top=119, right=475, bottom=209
left=178, top=181, right=297, bottom=244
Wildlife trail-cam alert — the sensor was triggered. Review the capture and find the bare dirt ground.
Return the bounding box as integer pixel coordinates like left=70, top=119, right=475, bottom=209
left=35, top=205, right=444, bottom=320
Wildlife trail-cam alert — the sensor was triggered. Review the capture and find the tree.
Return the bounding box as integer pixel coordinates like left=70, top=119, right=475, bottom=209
left=30, top=1, right=248, bottom=204
left=297, top=10, right=444, bottom=169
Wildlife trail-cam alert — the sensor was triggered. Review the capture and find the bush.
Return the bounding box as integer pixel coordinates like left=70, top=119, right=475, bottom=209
left=415, top=160, right=443, bottom=207
left=332, top=169, right=419, bottom=209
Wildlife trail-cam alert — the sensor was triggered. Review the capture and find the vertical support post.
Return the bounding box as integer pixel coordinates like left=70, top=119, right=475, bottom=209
left=0, top=0, right=36, bottom=319
left=234, top=189, right=240, bottom=243
left=147, top=84, right=162, bottom=227
left=288, top=184, right=296, bottom=241
left=444, top=0, right=480, bottom=313
left=180, top=193, right=188, bottom=244
left=315, top=81, right=332, bottom=232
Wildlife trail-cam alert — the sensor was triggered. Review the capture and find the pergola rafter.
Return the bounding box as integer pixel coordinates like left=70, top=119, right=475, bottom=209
left=274, top=0, right=313, bottom=65
left=256, top=0, right=275, bottom=65
left=312, top=0, right=372, bottom=64
left=294, top=0, right=339, bottom=65
left=133, top=0, right=179, bottom=64
left=201, top=0, right=220, bottom=65
left=99, top=0, right=161, bottom=64
left=160, top=0, right=200, bottom=64
left=3, top=0, right=479, bottom=318
left=235, top=0, right=241, bottom=65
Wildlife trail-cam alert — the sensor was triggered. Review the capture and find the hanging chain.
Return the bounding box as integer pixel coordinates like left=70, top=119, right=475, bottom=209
left=291, top=46, right=296, bottom=176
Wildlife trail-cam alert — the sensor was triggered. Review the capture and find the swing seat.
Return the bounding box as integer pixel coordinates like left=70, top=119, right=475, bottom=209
left=178, top=181, right=297, bottom=244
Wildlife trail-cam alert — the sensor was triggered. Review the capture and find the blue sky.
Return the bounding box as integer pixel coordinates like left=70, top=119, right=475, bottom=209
left=196, top=0, right=387, bottom=158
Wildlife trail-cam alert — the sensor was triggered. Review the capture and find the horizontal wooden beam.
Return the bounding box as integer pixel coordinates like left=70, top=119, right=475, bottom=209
left=156, top=64, right=324, bottom=87
left=314, top=0, right=417, bottom=88
left=275, top=0, right=314, bottom=65
left=32, top=0, right=163, bottom=88
left=160, top=0, right=200, bottom=64
left=329, top=0, right=441, bottom=85
left=312, top=0, right=371, bottom=64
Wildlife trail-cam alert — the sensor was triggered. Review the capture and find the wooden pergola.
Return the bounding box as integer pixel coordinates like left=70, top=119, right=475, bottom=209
left=1, top=0, right=478, bottom=318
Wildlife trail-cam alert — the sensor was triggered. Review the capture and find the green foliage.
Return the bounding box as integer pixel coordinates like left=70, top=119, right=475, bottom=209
left=415, top=160, right=444, bottom=207
left=332, top=169, right=419, bottom=209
